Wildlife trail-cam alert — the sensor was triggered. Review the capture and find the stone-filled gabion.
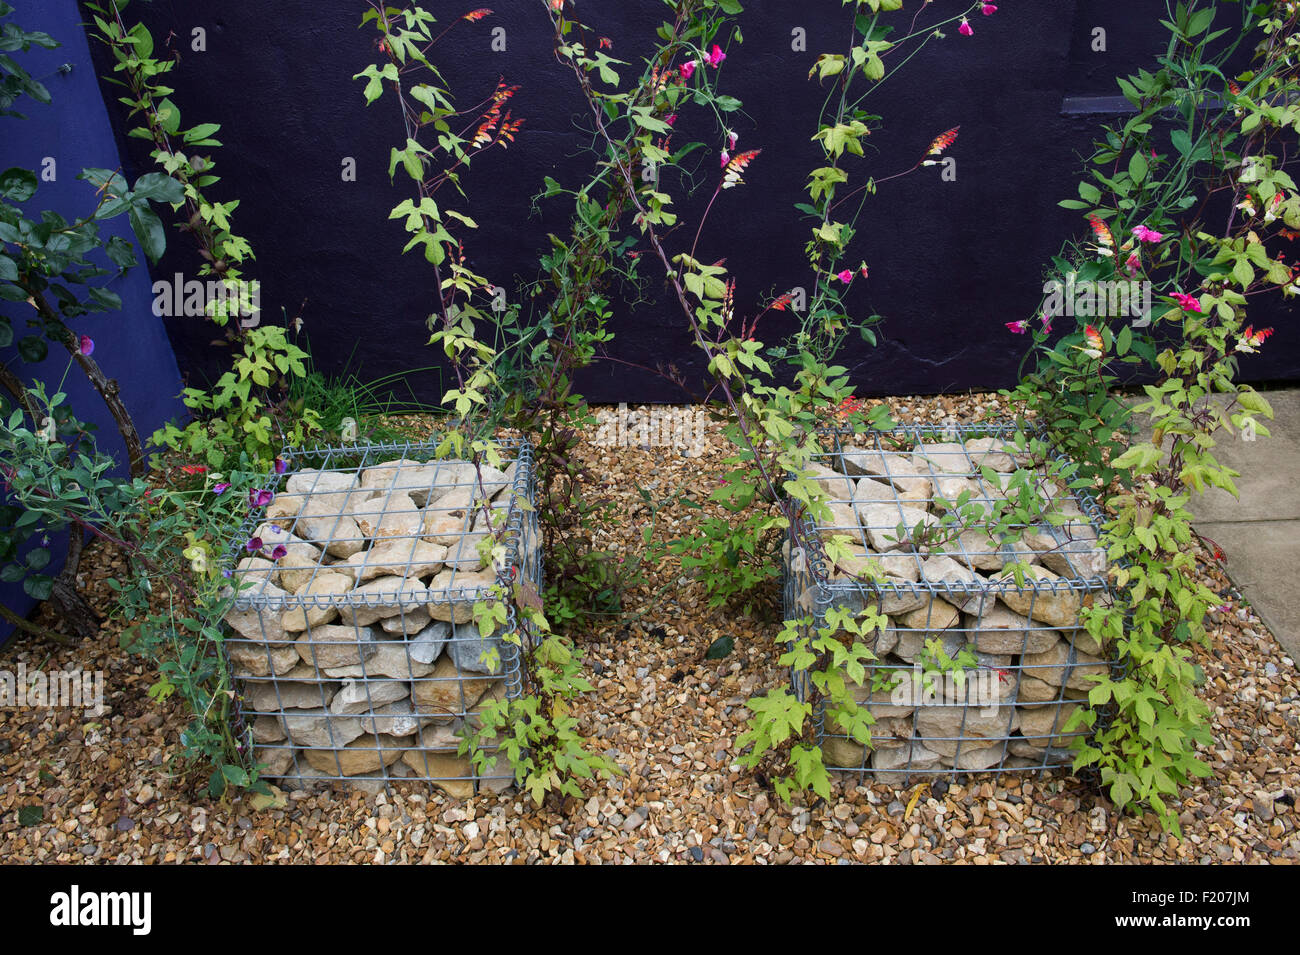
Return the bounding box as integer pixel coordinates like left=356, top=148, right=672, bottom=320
left=221, top=440, right=540, bottom=795
left=783, top=424, right=1118, bottom=781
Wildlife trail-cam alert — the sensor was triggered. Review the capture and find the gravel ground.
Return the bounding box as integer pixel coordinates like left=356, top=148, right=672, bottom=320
left=0, top=394, right=1296, bottom=864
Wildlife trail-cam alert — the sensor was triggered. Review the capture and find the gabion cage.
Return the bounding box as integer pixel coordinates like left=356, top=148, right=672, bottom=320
left=220, top=439, right=540, bottom=795
left=783, top=422, right=1120, bottom=781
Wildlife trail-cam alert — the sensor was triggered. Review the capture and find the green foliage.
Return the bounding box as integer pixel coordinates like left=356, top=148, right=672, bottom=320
left=1007, top=0, right=1299, bottom=834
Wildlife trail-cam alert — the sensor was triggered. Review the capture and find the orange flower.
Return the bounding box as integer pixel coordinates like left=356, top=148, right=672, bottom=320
left=927, top=126, right=959, bottom=155
left=722, top=149, right=761, bottom=189
left=462, top=9, right=492, bottom=21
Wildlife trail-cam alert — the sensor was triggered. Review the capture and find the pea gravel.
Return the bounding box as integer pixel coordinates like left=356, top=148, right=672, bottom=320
left=0, top=394, right=1295, bottom=864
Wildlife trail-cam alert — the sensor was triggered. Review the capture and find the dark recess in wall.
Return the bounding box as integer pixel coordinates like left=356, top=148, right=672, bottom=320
left=84, top=0, right=1298, bottom=406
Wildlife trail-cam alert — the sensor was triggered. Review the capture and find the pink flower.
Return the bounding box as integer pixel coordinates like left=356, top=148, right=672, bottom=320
left=1125, top=252, right=1141, bottom=276
left=1005, top=319, right=1029, bottom=334
left=958, top=17, right=973, bottom=36
left=981, top=3, right=997, bottom=14
left=1040, top=313, right=1053, bottom=333
left=78, top=335, right=94, bottom=356
left=728, top=130, right=738, bottom=150
left=666, top=114, right=677, bottom=126
left=1171, top=292, right=1202, bottom=313
left=837, top=269, right=853, bottom=284
left=1132, top=224, right=1164, bottom=243
left=858, top=265, right=869, bottom=279
left=269, top=544, right=288, bottom=560
left=705, top=44, right=726, bottom=68
left=248, top=488, right=274, bottom=508
left=245, top=536, right=263, bottom=553
left=720, top=150, right=730, bottom=168
left=679, top=60, right=696, bottom=80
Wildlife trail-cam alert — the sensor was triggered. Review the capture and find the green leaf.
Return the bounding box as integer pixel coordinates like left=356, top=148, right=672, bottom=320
left=16, top=806, right=43, bottom=826
left=128, top=204, right=166, bottom=264
left=704, top=634, right=734, bottom=660
left=132, top=172, right=184, bottom=204
left=17, top=335, right=47, bottom=362
left=0, top=167, right=37, bottom=202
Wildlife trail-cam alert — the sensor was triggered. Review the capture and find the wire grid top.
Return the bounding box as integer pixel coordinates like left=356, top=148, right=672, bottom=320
left=223, top=439, right=534, bottom=612
left=796, top=422, right=1112, bottom=600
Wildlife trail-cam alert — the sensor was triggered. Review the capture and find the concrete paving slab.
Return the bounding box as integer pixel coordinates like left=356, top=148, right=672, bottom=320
left=1194, top=520, right=1299, bottom=661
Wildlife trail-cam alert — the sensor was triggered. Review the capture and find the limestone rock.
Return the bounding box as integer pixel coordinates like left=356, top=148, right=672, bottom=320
left=343, top=577, right=430, bottom=627
left=254, top=746, right=295, bottom=777
left=410, top=656, right=498, bottom=718
left=294, top=498, right=367, bottom=558
left=229, top=641, right=300, bottom=678
left=274, top=541, right=326, bottom=594
left=872, top=742, right=943, bottom=773
left=248, top=679, right=338, bottom=711
left=444, top=534, right=490, bottom=571
left=898, top=598, right=961, bottom=632
left=286, top=469, right=359, bottom=497
left=857, top=502, right=937, bottom=552
left=322, top=639, right=436, bottom=679
left=335, top=539, right=447, bottom=584
left=295, top=624, right=378, bottom=669
left=427, top=568, right=497, bottom=623
left=952, top=529, right=1006, bottom=572
left=967, top=603, right=1060, bottom=655
left=805, top=462, right=856, bottom=501
left=234, top=556, right=279, bottom=587
left=894, top=628, right=966, bottom=665
left=422, top=509, right=472, bottom=545
left=911, top=442, right=972, bottom=474
left=380, top=606, right=433, bottom=635
left=303, top=733, right=405, bottom=776
left=280, top=571, right=352, bottom=631
left=1015, top=675, right=1087, bottom=704
left=409, top=620, right=451, bottom=665
left=266, top=493, right=308, bottom=522
left=993, top=566, right=1081, bottom=627
left=356, top=699, right=435, bottom=738
left=914, top=704, right=1019, bottom=756
left=281, top=709, right=365, bottom=748
left=854, top=475, right=929, bottom=507
left=921, top=555, right=994, bottom=616
left=354, top=490, right=424, bottom=541
left=1018, top=703, right=1085, bottom=747
left=447, top=622, right=506, bottom=675
left=252, top=715, right=286, bottom=743
left=965, top=437, right=1018, bottom=471
left=329, top=678, right=410, bottom=715
left=1020, top=641, right=1108, bottom=690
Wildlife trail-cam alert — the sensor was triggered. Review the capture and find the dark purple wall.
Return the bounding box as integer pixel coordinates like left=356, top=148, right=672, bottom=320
left=88, top=0, right=1297, bottom=404
left=1, top=0, right=185, bottom=640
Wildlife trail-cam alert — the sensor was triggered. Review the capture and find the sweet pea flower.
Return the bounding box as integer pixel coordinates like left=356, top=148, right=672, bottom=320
left=1005, top=319, right=1029, bottom=334
left=837, top=269, right=853, bottom=283
left=273, top=456, right=289, bottom=474
left=1171, top=292, right=1202, bottom=313
left=1125, top=252, right=1142, bottom=276
left=1040, top=313, right=1054, bottom=333
left=728, top=130, right=738, bottom=150
left=245, top=536, right=264, bottom=553
left=958, top=17, right=973, bottom=36
left=78, top=335, right=94, bottom=356
left=679, top=60, right=697, bottom=80
left=269, top=544, right=288, bottom=560
left=666, top=113, right=677, bottom=127
left=1132, top=224, right=1164, bottom=243
left=706, top=44, right=726, bottom=68
left=981, top=3, right=997, bottom=14
left=248, top=488, right=274, bottom=508
left=720, top=150, right=730, bottom=168
left=213, top=482, right=231, bottom=496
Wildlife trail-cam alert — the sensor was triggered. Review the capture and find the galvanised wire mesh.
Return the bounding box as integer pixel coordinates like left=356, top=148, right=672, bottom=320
left=783, top=422, right=1120, bottom=782
left=220, top=438, right=540, bottom=795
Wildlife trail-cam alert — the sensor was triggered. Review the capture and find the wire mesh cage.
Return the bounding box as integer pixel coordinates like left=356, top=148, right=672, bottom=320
left=220, top=438, right=540, bottom=795
left=783, top=422, right=1120, bottom=781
